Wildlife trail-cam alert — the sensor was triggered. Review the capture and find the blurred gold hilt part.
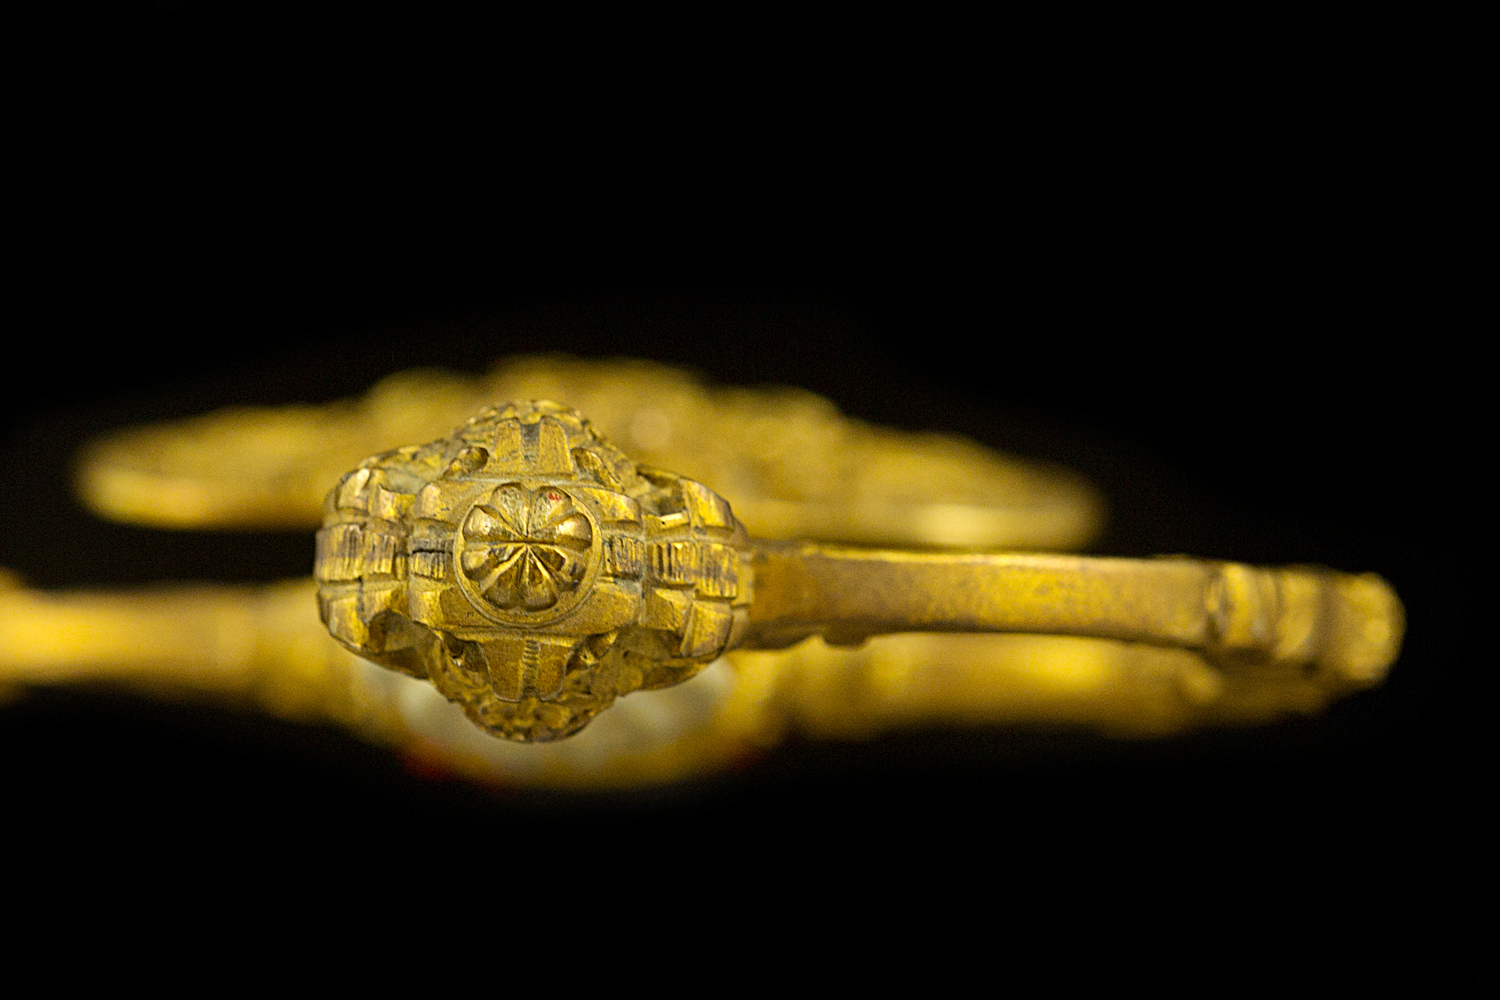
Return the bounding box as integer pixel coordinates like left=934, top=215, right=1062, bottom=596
left=74, top=355, right=1103, bottom=549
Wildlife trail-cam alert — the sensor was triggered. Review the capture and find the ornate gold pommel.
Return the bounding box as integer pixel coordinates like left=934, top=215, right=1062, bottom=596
left=315, top=401, right=751, bottom=741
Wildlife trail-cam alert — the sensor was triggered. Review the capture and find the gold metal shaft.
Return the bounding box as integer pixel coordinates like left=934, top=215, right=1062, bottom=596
left=744, top=544, right=1400, bottom=684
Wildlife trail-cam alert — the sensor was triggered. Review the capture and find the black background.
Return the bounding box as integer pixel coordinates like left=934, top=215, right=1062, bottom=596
left=3, top=4, right=1486, bottom=990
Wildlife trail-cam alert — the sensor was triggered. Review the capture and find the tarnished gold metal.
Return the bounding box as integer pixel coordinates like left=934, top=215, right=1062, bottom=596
left=0, top=358, right=1406, bottom=787
left=311, top=397, right=1403, bottom=744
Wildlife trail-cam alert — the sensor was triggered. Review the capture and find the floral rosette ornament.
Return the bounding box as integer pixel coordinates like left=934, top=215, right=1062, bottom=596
left=458, top=484, right=592, bottom=612
left=315, top=401, right=751, bottom=741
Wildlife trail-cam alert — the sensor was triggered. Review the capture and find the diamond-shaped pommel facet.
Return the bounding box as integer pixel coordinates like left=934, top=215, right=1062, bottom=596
left=314, top=401, right=751, bottom=741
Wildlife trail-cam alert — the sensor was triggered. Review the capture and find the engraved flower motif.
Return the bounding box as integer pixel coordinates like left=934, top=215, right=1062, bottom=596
left=459, top=485, right=593, bottom=611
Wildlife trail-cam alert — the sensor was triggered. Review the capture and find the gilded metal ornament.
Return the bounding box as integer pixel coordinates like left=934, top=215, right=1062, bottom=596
left=0, top=357, right=1407, bottom=783
left=312, top=395, right=1403, bottom=744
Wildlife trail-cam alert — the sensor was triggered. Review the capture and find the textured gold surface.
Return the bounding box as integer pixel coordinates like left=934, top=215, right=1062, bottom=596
left=315, top=400, right=750, bottom=741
